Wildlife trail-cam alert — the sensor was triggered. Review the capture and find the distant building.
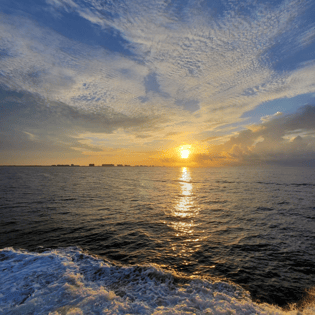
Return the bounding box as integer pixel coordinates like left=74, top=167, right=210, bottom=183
left=102, top=164, right=114, bottom=167
left=124, top=165, right=131, bottom=167
left=57, top=164, right=70, bottom=167
left=89, top=164, right=95, bottom=167
left=117, top=164, right=123, bottom=167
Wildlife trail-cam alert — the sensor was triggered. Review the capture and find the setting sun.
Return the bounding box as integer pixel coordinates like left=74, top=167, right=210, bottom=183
left=180, top=149, right=190, bottom=159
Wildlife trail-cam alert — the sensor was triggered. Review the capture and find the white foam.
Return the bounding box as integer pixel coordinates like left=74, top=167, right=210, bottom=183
left=0, top=247, right=313, bottom=314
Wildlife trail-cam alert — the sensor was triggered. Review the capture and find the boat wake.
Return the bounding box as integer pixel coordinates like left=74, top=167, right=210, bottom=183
left=0, top=247, right=314, bottom=314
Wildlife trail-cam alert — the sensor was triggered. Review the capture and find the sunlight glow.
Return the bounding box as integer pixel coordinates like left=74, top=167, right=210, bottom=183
left=181, top=149, right=190, bottom=159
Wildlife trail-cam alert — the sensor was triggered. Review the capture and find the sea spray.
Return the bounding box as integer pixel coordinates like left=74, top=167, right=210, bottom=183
left=1, top=247, right=314, bottom=314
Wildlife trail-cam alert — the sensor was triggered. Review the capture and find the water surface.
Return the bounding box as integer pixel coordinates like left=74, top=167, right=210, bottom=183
left=0, top=166, right=314, bottom=314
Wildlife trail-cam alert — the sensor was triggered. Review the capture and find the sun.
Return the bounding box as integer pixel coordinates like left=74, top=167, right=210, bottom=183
left=180, top=149, right=190, bottom=159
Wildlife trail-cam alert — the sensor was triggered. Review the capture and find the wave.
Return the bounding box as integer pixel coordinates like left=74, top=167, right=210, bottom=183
left=0, top=247, right=314, bottom=315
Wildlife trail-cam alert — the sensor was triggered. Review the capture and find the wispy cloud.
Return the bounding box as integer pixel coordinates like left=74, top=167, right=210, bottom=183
left=260, top=111, right=283, bottom=123
left=23, top=131, right=38, bottom=141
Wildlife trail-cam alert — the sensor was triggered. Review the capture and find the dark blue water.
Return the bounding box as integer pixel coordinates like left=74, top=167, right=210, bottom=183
left=0, top=166, right=314, bottom=314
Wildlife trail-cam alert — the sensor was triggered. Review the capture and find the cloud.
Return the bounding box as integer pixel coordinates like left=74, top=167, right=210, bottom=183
left=1, top=0, right=315, bottom=163
left=199, top=105, right=315, bottom=166
left=23, top=131, right=38, bottom=141
left=260, top=111, right=283, bottom=122
left=0, top=86, right=162, bottom=157
left=300, top=26, right=315, bottom=47
left=45, top=0, right=315, bottom=102
left=1, top=2, right=315, bottom=121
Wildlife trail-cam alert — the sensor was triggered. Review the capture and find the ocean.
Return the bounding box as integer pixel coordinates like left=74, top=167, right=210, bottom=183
left=0, top=166, right=314, bottom=314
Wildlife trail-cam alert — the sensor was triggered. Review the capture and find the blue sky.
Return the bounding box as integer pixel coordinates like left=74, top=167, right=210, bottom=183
left=1, top=0, right=315, bottom=165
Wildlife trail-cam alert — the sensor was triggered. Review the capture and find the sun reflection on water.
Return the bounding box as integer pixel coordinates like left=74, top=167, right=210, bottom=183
left=173, top=167, right=194, bottom=219
left=165, top=167, right=202, bottom=264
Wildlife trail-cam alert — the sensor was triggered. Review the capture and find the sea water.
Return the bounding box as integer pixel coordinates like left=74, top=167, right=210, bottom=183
left=0, top=166, right=314, bottom=314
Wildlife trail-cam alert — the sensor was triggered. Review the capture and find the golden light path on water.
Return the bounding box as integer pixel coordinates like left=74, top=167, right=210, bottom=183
left=167, top=167, right=204, bottom=267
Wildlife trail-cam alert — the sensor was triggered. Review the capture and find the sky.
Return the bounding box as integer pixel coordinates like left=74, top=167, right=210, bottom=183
left=1, top=0, right=315, bottom=166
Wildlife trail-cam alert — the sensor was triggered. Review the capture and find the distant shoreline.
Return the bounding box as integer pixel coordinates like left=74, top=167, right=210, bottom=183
left=0, top=165, right=158, bottom=167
